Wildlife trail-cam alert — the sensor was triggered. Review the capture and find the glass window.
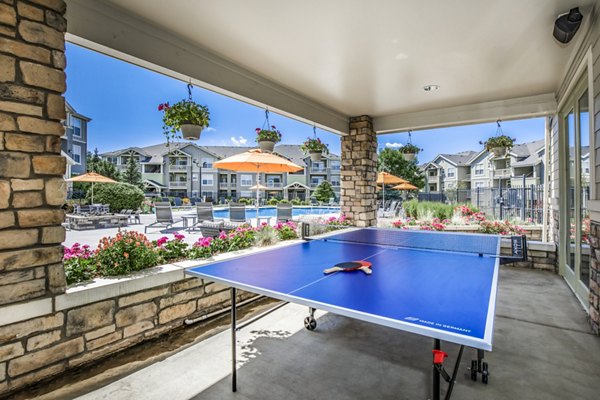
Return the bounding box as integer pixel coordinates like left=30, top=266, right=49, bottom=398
left=70, top=116, right=82, bottom=137
left=201, top=174, right=213, bottom=186
left=201, top=158, right=213, bottom=168
left=143, top=164, right=161, bottom=173
left=446, top=167, right=456, bottom=178
left=475, top=163, right=484, bottom=175
left=330, top=161, right=340, bottom=171
left=72, top=144, right=81, bottom=163
left=240, top=175, right=252, bottom=186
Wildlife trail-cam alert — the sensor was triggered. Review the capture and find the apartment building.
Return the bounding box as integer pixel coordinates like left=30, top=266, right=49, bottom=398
left=422, top=139, right=548, bottom=191
left=62, top=101, right=91, bottom=176
left=100, top=143, right=341, bottom=201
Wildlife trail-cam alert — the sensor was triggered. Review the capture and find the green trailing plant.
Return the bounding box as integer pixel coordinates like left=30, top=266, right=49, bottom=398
left=158, top=98, right=210, bottom=144
left=398, top=143, right=421, bottom=154
left=255, top=125, right=282, bottom=143
left=481, top=135, right=515, bottom=151
left=300, top=137, right=329, bottom=153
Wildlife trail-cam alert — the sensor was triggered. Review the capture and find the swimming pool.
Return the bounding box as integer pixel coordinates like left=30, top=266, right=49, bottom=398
left=213, top=206, right=340, bottom=219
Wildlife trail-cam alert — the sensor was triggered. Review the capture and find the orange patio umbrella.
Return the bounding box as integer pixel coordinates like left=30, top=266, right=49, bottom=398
left=393, top=182, right=418, bottom=190
left=214, top=149, right=303, bottom=213
left=377, top=172, right=409, bottom=204
left=67, top=172, right=118, bottom=204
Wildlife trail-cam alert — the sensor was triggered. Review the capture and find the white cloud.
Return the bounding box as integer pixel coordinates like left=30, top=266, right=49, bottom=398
left=230, top=136, right=248, bottom=146
left=385, top=142, right=404, bottom=148
left=205, top=127, right=217, bottom=133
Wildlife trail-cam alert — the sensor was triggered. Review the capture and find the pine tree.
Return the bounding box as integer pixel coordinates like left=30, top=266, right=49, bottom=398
left=313, top=180, right=335, bottom=202
left=122, top=156, right=143, bottom=189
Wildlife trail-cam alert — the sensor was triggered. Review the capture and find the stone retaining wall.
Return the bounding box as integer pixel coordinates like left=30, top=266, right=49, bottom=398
left=0, top=261, right=255, bottom=396
left=500, top=239, right=557, bottom=272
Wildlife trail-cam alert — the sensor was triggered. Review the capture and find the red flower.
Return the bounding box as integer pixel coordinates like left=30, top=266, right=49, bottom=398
left=255, top=128, right=261, bottom=132
left=158, top=104, right=164, bottom=111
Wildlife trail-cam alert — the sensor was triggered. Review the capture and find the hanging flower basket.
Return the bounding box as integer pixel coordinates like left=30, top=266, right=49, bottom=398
left=399, top=143, right=421, bottom=162
left=481, top=135, right=514, bottom=157
left=158, top=85, right=210, bottom=146
left=301, top=137, right=329, bottom=162
left=255, top=125, right=282, bottom=153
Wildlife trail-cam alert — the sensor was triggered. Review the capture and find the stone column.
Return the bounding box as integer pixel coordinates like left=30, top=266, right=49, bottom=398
left=0, top=0, right=68, bottom=305
left=340, top=116, right=377, bottom=227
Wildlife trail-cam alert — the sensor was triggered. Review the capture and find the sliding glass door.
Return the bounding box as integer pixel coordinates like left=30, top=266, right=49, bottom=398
left=560, top=73, right=590, bottom=302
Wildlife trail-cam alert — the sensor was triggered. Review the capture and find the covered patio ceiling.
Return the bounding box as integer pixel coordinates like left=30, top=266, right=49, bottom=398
left=66, top=0, right=596, bottom=134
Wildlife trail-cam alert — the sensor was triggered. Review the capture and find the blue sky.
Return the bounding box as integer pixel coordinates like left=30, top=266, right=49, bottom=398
left=65, top=43, right=545, bottom=163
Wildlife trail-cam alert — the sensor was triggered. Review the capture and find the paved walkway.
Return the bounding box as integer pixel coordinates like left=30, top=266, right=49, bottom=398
left=36, top=267, right=599, bottom=400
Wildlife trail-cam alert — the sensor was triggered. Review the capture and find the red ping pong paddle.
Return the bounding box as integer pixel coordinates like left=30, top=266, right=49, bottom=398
left=323, top=261, right=372, bottom=275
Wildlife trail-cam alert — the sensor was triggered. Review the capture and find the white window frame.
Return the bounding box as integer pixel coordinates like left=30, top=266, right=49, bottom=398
left=446, top=167, right=456, bottom=178
left=240, top=174, right=252, bottom=186
left=72, top=144, right=81, bottom=163
left=475, top=163, right=484, bottom=176
left=201, top=174, right=214, bottom=186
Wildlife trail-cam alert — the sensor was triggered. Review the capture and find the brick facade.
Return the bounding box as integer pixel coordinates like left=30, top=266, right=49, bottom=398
left=340, top=116, right=377, bottom=227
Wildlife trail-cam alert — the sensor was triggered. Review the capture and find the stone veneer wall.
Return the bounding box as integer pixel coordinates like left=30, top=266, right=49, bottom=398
left=340, top=116, right=377, bottom=227
left=588, top=222, right=600, bottom=334
left=0, top=269, right=254, bottom=396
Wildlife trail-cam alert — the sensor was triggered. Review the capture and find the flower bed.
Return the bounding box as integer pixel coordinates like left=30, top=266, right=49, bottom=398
left=64, top=222, right=300, bottom=285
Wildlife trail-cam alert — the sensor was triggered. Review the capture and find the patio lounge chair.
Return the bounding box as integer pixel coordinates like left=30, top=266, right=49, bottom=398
left=190, top=203, right=226, bottom=236
left=276, top=203, right=293, bottom=222
left=229, top=203, right=247, bottom=223
left=144, top=202, right=183, bottom=233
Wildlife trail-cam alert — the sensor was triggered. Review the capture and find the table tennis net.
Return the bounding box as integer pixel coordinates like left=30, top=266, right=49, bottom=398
left=305, top=225, right=501, bottom=256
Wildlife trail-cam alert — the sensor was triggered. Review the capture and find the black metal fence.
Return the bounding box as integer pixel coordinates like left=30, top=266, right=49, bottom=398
left=418, top=185, right=546, bottom=223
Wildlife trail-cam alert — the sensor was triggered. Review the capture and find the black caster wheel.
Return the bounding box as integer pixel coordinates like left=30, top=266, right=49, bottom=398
left=470, top=360, right=478, bottom=381
left=304, top=316, right=317, bottom=331
left=481, top=362, right=489, bottom=384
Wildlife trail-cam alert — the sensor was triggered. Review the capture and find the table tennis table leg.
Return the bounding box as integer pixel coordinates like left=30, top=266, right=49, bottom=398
left=231, top=287, right=237, bottom=392
left=433, top=339, right=441, bottom=400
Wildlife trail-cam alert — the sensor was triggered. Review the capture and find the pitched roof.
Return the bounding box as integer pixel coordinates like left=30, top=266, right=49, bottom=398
left=510, top=140, right=545, bottom=167
left=437, top=150, right=478, bottom=166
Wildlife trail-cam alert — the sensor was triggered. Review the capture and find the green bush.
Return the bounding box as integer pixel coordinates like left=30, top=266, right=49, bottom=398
left=291, top=198, right=302, bottom=206
left=403, top=200, right=465, bottom=221
left=267, top=198, right=279, bottom=205
left=89, top=183, right=144, bottom=212
left=238, top=198, right=252, bottom=205
left=96, top=231, right=159, bottom=276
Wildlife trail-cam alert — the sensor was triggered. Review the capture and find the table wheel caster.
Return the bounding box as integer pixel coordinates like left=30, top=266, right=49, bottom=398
left=481, top=362, right=489, bottom=384
left=304, top=316, right=317, bottom=331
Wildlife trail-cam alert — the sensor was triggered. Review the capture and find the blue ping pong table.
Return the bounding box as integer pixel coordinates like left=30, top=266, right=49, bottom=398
left=186, top=227, right=502, bottom=400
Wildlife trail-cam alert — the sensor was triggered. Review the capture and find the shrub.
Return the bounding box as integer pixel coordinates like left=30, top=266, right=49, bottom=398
left=291, top=198, right=303, bottom=206
left=155, top=233, right=189, bottom=263
left=478, top=220, right=525, bottom=235
left=275, top=221, right=298, bottom=240
left=238, top=198, right=252, bottom=205
left=189, top=237, right=214, bottom=259
left=267, top=198, right=279, bottom=206
left=254, top=225, right=280, bottom=247
left=63, top=243, right=96, bottom=284
left=96, top=231, right=159, bottom=276
left=89, top=183, right=144, bottom=212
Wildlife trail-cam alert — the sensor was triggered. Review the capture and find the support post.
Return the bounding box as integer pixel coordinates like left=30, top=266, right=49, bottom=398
left=231, top=287, right=237, bottom=392
left=433, top=339, right=441, bottom=400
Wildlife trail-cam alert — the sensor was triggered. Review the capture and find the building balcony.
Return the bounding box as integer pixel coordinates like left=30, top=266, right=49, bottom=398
left=169, top=181, right=188, bottom=188
left=494, top=168, right=511, bottom=178
left=169, top=165, right=188, bottom=171
left=266, top=182, right=283, bottom=189
left=219, top=182, right=229, bottom=188
left=310, top=167, right=328, bottom=173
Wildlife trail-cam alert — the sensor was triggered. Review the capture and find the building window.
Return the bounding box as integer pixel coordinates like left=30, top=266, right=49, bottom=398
left=330, top=177, right=340, bottom=187
left=475, top=181, right=485, bottom=188
left=72, top=144, right=81, bottom=163
left=446, top=167, right=456, bottom=178
left=428, top=169, right=437, bottom=177
left=144, top=164, right=161, bottom=173
left=240, top=191, right=252, bottom=198
left=311, top=177, right=324, bottom=186
left=106, top=156, right=118, bottom=164
left=330, top=161, right=340, bottom=171
left=201, top=158, right=213, bottom=168
left=241, top=174, right=252, bottom=186
left=475, top=163, right=484, bottom=175
left=201, top=174, right=213, bottom=186
left=69, top=115, right=82, bottom=137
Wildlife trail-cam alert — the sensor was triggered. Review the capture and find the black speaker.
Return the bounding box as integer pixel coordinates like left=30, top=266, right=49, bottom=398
left=553, top=7, right=583, bottom=44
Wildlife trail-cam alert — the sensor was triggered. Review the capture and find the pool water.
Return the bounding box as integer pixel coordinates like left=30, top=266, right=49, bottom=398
left=213, top=206, right=340, bottom=219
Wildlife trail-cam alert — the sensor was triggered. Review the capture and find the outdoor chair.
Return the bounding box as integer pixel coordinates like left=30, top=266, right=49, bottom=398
left=382, top=201, right=399, bottom=218
left=276, top=203, right=293, bottom=222
left=190, top=202, right=225, bottom=235
left=229, top=203, right=247, bottom=223
left=144, top=202, right=183, bottom=233
left=173, top=197, right=183, bottom=207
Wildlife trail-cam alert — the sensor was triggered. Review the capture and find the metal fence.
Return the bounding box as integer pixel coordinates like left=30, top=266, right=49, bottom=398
left=418, top=185, right=546, bottom=223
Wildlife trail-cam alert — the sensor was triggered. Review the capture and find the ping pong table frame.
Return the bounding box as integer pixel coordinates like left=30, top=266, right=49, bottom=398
left=191, top=228, right=527, bottom=400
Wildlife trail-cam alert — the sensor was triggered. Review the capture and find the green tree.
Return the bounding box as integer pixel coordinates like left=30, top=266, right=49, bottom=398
left=378, top=148, right=425, bottom=190
left=122, top=156, right=143, bottom=189
left=313, top=181, right=335, bottom=202
left=87, top=148, right=121, bottom=181
left=89, top=182, right=145, bottom=212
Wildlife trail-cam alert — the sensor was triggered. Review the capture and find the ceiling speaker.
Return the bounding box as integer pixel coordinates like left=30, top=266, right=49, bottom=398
left=553, top=7, right=583, bottom=44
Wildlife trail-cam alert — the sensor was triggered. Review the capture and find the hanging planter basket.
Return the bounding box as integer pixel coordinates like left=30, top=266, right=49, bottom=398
left=180, top=123, right=203, bottom=141
left=309, top=151, right=323, bottom=162
left=258, top=140, right=276, bottom=152
left=403, top=153, right=416, bottom=161
left=491, top=147, right=507, bottom=157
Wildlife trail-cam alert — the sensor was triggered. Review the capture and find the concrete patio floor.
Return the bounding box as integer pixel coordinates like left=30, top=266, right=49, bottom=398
left=26, top=267, right=600, bottom=400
